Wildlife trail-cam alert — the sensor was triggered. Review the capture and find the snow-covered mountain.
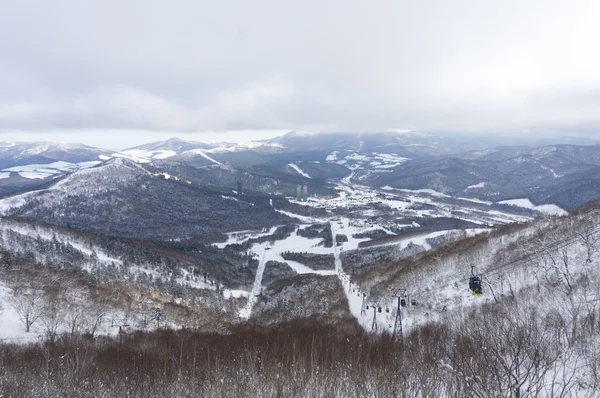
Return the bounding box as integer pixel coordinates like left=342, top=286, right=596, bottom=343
left=365, top=144, right=600, bottom=209
left=119, top=137, right=215, bottom=161
left=0, top=141, right=111, bottom=169
left=0, top=157, right=292, bottom=242
left=0, top=141, right=112, bottom=197
left=120, top=137, right=287, bottom=164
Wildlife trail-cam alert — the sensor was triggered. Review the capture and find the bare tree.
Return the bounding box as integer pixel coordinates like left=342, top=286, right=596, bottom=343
left=577, top=219, right=600, bottom=263
left=448, top=305, right=557, bottom=398
left=40, top=278, right=73, bottom=342
left=80, top=305, right=106, bottom=338
left=9, top=285, right=43, bottom=333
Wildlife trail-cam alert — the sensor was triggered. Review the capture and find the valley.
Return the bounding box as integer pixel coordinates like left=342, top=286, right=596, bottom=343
left=0, top=132, right=599, bottom=396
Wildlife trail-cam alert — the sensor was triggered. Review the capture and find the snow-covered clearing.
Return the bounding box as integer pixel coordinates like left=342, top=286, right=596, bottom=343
left=288, top=163, right=311, bottom=178
left=223, top=289, right=250, bottom=299
left=332, top=223, right=374, bottom=330
left=181, top=149, right=223, bottom=165
left=120, top=149, right=177, bottom=160
left=2, top=160, right=102, bottom=180
left=499, top=198, right=568, bottom=216
left=499, top=198, right=536, bottom=208
left=397, top=188, right=451, bottom=198
left=214, top=226, right=280, bottom=249
left=465, top=182, right=486, bottom=190
left=274, top=209, right=316, bottom=223
left=239, top=243, right=269, bottom=319
left=207, top=141, right=284, bottom=153
left=534, top=204, right=568, bottom=216
left=457, top=196, right=492, bottom=205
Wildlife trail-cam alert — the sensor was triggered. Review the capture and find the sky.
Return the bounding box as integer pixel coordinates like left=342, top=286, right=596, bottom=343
left=1, top=0, right=599, bottom=149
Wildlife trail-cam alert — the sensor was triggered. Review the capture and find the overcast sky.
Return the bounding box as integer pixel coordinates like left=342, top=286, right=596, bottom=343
left=1, top=0, right=599, bottom=148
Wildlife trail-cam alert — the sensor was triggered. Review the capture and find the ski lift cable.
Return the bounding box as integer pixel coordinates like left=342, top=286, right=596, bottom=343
left=393, top=222, right=600, bottom=299
left=358, top=222, right=600, bottom=303
left=337, top=212, right=600, bottom=307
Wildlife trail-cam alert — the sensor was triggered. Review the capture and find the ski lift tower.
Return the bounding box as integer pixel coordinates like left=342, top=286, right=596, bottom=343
left=371, top=303, right=379, bottom=332
left=360, top=292, right=367, bottom=316
left=392, top=288, right=407, bottom=343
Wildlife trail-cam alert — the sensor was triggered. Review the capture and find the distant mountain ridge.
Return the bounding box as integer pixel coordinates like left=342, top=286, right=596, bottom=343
left=0, top=141, right=111, bottom=197
left=366, top=144, right=600, bottom=209
left=2, top=132, right=600, bottom=210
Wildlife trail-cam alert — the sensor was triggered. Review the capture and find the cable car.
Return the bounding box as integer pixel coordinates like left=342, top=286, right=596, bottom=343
left=378, top=307, right=382, bottom=313
left=411, top=299, right=417, bottom=307
left=400, top=298, right=407, bottom=307
left=385, top=308, right=390, bottom=313
left=469, top=276, right=483, bottom=296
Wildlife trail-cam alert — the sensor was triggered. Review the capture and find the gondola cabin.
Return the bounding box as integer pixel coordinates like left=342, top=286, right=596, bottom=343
left=400, top=298, right=407, bottom=307
left=469, top=276, right=483, bottom=296
left=411, top=299, right=417, bottom=307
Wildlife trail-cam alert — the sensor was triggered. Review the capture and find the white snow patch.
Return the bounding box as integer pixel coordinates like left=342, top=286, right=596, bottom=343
left=214, top=226, right=280, bottom=249
left=326, top=151, right=339, bottom=161
left=465, top=182, right=486, bottom=190
left=457, top=197, right=492, bottom=205
left=17, top=171, right=47, bottom=179
left=274, top=209, right=315, bottom=223
left=399, top=188, right=451, bottom=198
left=221, top=195, right=241, bottom=203
left=498, top=198, right=535, bottom=209
left=110, top=152, right=152, bottom=163
left=182, top=149, right=223, bottom=165
left=288, top=163, right=312, bottom=179
left=497, top=199, right=567, bottom=217
left=223, top=289, right=250, bottom=299
left=534, top=204, right=568, bottom=216
left=153, top=150, right=177, bottom=159
left=2, top=160, right=100, bottom=180
left=207, top=142, right=284, bottom=153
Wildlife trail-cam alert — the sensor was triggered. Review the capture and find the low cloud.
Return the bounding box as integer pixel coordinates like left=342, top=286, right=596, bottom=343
left=1, top=0, right=599, bottom=138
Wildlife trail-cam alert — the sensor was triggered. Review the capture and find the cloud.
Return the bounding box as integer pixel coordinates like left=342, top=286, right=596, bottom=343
left=0, top=78, right=295, bottom=131
left=0, top=0, right=599, bottom=138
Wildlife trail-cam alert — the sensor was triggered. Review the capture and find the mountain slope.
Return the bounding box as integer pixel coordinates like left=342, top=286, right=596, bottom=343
left=365, top=146, right=600, bottom=209
left=0, top=158, right=292, bottom=241
left=154, top=160, right=339, bottom=197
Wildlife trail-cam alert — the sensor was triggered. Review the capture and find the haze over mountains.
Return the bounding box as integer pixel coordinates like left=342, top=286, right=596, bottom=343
left=2, top=131, right=600, bottom=209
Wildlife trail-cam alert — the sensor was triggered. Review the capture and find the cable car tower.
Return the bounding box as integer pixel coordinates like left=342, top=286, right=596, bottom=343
left=371, top=304, right=379, bottom=332
left=360, top=292, right=367, bottom=316
left=392, top=288, right=406, bottom=343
